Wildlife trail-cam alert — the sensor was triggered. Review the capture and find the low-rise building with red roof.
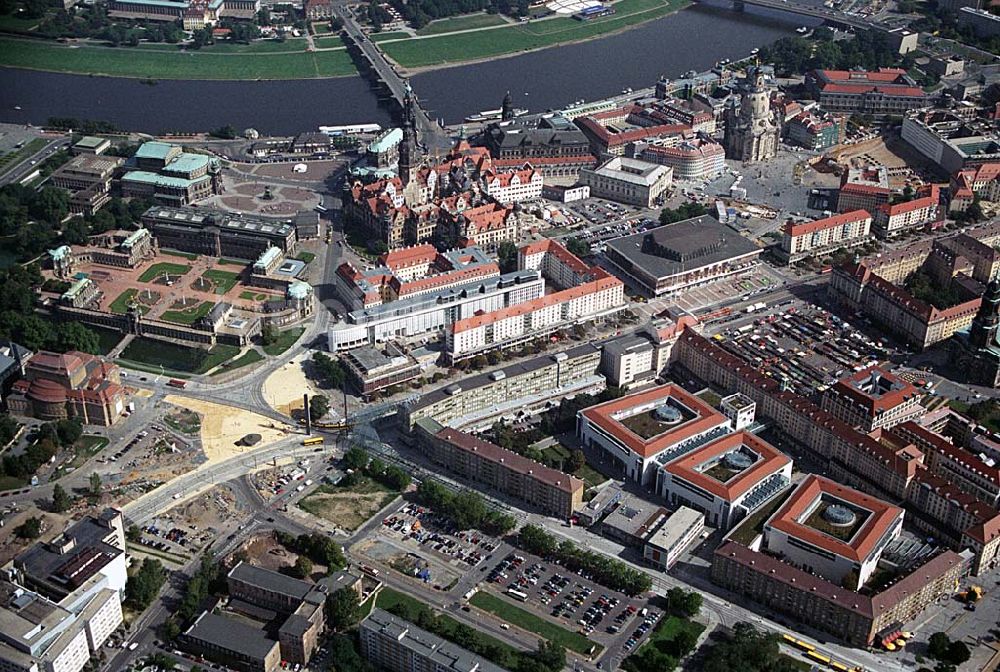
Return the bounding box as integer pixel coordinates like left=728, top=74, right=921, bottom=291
left=808, top=68, right=930, bottom=116
left=658, top=430, right=792, bottom=529
left=820, top=367, right=924, bottom=432
left=778, top=209, right=872, bottom=264
left=7, top=351, right=128, bottom=426
left=873, top=185, right=941, bottom=238
left=763, top=475, right=904, bottom=590
left=949, top=162, right=1000, bottom=213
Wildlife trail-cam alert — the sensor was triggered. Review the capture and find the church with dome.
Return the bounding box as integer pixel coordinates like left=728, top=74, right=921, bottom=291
left=723, top=65, right=781, bottom=164
left=953, top=278, right=1000, bottom=388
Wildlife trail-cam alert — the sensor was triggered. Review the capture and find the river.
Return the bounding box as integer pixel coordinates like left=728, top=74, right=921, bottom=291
left=0, top=3, right=813, bottom=135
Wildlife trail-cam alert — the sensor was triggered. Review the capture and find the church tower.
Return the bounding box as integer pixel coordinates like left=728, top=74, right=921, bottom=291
left=971, top=278, right=1000, bottom=349
left=399, top=82, right=419, bottom=185
left=501, top=90, right=514, bottom=122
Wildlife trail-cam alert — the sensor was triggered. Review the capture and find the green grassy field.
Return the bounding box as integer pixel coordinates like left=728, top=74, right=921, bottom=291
left=52, top=435, right=110, bottom=480
left=470, top=591, right=599, bottom=654
left=0, top=11, right=40, bottom=32
left=210, top=348, right=264, bottom=375
left=295, top=251, right=316, bottom=264
left=416, top=13, right=508, bottom=35
left=161, top=300, right=215, bottom=325
left=314, top=35, right=348, bottom=49
left=109, top=289, right=139, bottom=314
left=138, top=262, right=190, bottom=283
left=239, top=290, right=269, bottom=301
left=0, top=37, right=357, bottom=79
left=383, top=0, right=689, bottom=67
left=201, top=269, right=241, bottom=294
left=120, top=338, right=213, bottom=373
left=371, top=31, right=412, bottom=42
left=193, top=344, right=241, bottom=373
left=262, top=326, right=304, bottom=356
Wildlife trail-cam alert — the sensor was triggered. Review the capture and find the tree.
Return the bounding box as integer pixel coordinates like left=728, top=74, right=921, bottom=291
left=497, top=241, right=518, bottom=273
left=928, top=632, right=951, bottom=660
left=51, top=484, right=72, bottom=512
left=313, top=351, right=346, bottom=389
left=126, top=558, right=167, bottom=610
left=310, top=394, right=330, bottom=421
left=326, top=586, right=362, bottom=630
left=89, top=472, right=102, bottom=497
left=52, top=321, right=100, bottom=354
left=127, top=524, right=142, bottom=542
left=945, top=641, right=970, bottom=665
left=261, top=322, right=279, bottom=345
left=292, top=555, right=314, bottom=579
left=54, top=418, right=83, bottom=447
left=568, top=449, right=586, bottom=472
left=659, top=202, right=708, bottom=225
left=342, top=447, right=369, bottom=471
left=162, top=617, right=181, bottom=642
left=666, top=587, right=701, bottom=618
left=565, top=237, right=591, bottom=257
left=16, top=516, right=42, bottom=539
left=534, top=640, right=565, bottom=671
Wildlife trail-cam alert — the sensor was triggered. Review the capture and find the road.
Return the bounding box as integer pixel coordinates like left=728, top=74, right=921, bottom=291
left=0, top=135, right=69, bottom=186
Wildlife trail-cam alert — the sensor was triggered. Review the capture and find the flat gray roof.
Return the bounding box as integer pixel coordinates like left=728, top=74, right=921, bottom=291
left=228, top=562, right=312, bottom=600
left=605, top=215, right=760, bottom=281
left=184, top=612, right=277, bottom=661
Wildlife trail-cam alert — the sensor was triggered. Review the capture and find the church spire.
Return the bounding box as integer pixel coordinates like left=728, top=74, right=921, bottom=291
left=399, top=81, right=418, bottom=185
left=501, top=90, right=514, bottom=122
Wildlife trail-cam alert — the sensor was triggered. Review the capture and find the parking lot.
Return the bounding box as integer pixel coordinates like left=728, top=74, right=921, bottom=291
left=712, top=302, right=892, bottom=396
left=379, top=502, right=502, bottom=571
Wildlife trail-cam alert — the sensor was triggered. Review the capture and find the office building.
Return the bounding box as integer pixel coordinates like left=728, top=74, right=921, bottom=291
left=360, top=609, right=509, bottom=672
left=72, top=136, right=110, bottom=156
left=958, top=6, right=1000, bottom=38
left=643, top=506, right=705, bottom=570
left=141, top=206, right=298, bottom=259
left=674, top=330, right=1000, bottom=576
left=778, top=209, right=873, bottom=264
left=577, top=384, right=732, bottom=487
left=597, top=493, right=671, bottom=546
left=49, top=154, right=123, bottom=216
left=181, top=612, right=281, bottom=672
left=784, top=110, right=845, bottom=151
left=403, top=343, right=603, bottom=430
left=579, top=157, right=672, bottom=207
left=763, top=475, right=904, bottom=590
left=901, top=109, right=1000, bottom=174
left=632, top=137, right=726, bottom=181
left=108, top=0, right=258, bottom=25
left=808, top=68, right=930, bottom=115
left=414, top=420, right=584, bottom=519
left=341, top=344, right=422, bottom=400
left=600, top=316, right=698, bottom=388
left=712, top=542, right=970, bottom=647
left=603, top=215, right=761, bottom=297
left=658, top=430, right=792, bottom=530
left=6, top=351, right=128, bottom=427
left=821, top=367, right=923, bottom=432
left=873, top=185, right=940, bottom=238
left=121, top=142, right=221, bottom=205
left=445, top=268, right=624, bottom=362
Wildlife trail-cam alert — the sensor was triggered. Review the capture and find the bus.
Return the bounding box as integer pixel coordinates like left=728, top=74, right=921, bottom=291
left=506, top=589, right=528, bottom=602
left=302, top=436, right=324, bottom=446
left=166, top=379, right=187, bottom=388
left=806, top=651, right=831, bottom=665
left=782, top=634, right=798, bottom=646
left=360, top=564, right=380, bottom=578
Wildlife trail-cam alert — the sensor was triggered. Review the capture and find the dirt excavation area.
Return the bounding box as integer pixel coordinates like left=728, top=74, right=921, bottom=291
left=298, top=481, right=397, bottom=531
left=163, top=395, right=297, bottom=462
left=261, top=353, right=329, bottom=416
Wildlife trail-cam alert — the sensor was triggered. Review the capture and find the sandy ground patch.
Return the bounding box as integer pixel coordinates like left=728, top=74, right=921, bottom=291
left=261, top=353, right=328, bottom=416
left=298, top=482, right=398, bottom=531
left=163, top=395, right=296, bottom=463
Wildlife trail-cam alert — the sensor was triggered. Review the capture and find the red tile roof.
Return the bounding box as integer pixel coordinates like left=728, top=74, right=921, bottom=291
left=579, top=384, right=728, bottom=460
left=766, top=474, right=903, bottom=564
left=663, top=431, right=791, bottom=501
left=519, top=238, right=591, bottom=277
left=380, top=244, right=438, bottom=271
left=785, top=210, right=871, bottom=238
left=827, top=367, right=921, bottom=416
left=877, top=185, right=940, bottom=217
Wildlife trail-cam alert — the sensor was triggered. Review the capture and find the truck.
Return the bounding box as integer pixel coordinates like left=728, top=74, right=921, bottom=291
left=166, top=379, right=187, bottom=389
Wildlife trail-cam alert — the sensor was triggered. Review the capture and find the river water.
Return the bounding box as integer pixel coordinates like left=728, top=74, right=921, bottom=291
left=0, top=3, right=812, bottom=135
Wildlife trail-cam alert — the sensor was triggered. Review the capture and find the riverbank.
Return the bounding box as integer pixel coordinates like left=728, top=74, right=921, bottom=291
left=380, top=0, right=691, bottom=70
left=0, top=0, right=689, bottom=79
left=0, top=35, right=357, bottom=80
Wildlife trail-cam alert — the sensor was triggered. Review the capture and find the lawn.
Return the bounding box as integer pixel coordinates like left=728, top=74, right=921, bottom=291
left=314, top=35, right=348, bottom=49
left=382, top=0, right=689, bottom=67
left=728, top=489, right=792, bottom=546
left=470, top=591, right=599, bottom=655
left=160, top=300, right=215, bottom=325
left=0, top=475, right=25, bottom=491
left=0, top=11, right=41, bottom=32
left=89, top=325, right=125, bottom=355
left=109, top=289, right=138, bottom=314
left=239, top=290, right=270, bottom=301
left=623, top=615, right=704, bottom=669
left=294, top=251, right=316, bottom=264
left=0, top=137, right=48, bottom=173
left=0, top=37, right=357, bottom=79
left=200, top=269, right=241, bottom=294
left=52, top=434, right=109, bottom=480
left=161, top=249, right=199, bottom=261
left=416, top=13, right=508, bottom=35
left=370, top=31, right=412, bottom=42
left=120, top=337, right=222, bottom=374
left=262, top=326, right=304, bottom=356
left=193, top=344, right=241, bottom=374
left=218, top=258, right=246, bottom=266
left=298, top=478, right=397, bottom=531
left=138, top=261, right=190, bottom=283
left=210, top=349, right=264, bottom=375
